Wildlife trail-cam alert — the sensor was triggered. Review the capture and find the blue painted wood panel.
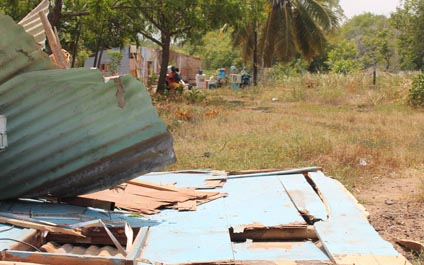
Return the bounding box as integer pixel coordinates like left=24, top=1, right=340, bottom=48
left=221, top=176, right=305, bottom=231
left=309, top=171, right=408, bottom=264
left=0, top=224, right=33, bottom=250
left=278, top=174, right=327, bottom=221
left=141, top=226, right=234, bottom=264
left=232, top=241, right=329, bottom=261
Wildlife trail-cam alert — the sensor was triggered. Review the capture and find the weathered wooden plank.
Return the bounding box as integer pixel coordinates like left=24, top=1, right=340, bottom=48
left=136, top=171, right=226, bottom=189
left=278, top=174, right=327, bottom=222
left=221, top=176, right=305, bottom=232
left=2, top=251, right=127, bottom=265
left=309, top=171, right=411, bottom=265
left=228, top=167, right=321, bottom=179
left=230, top=225, right=318, bottom=241
left=231, top=241, right=330, bottom=262
left=0, top=261, right=47, bottom=265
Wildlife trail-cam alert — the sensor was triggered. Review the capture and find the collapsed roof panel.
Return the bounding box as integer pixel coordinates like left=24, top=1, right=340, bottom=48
left=0, top=169, right=411, bottom=264
left=0, top=68, right=175, bottom=199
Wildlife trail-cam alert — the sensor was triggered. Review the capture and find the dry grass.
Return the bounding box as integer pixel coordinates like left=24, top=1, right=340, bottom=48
left=418, top=177, right=424, bottom=203
left=154, top=71, right=424, bottom=191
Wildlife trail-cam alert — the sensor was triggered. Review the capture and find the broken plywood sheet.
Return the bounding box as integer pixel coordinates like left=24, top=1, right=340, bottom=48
left=231, top=241, right=329, bottom=262
left=309, top=171, right=411, bottom=265
left=80, top=181, right=225, bottom=214
left=278, top=174, right=327, bottom=222
left=221, top=176, right=305, bottom=232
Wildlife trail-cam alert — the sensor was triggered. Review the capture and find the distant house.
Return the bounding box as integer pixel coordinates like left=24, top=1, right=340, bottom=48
left=84, top=45, right=201, bottom=86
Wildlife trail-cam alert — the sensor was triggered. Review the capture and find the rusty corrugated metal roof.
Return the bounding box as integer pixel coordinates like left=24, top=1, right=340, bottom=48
left=0, top=14, right=54, bottom=86
left=0, top=68, right=175, bottom=199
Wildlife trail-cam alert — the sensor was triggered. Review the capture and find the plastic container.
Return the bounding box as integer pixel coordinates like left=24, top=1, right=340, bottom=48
left=195, top=74, right=206, bottom=89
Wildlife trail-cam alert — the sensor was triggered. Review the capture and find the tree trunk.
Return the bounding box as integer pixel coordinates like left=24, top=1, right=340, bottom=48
left=253, top=23, right=258, bottom=86
left=71, top=22, right=82, bottom=68
left=157, top=34, right=171, bottom=94
left=97, top=47, right=104, bottom=69
left=49, top=0, right=63, bottom=31
left=93, top=27, right=104, bottom=67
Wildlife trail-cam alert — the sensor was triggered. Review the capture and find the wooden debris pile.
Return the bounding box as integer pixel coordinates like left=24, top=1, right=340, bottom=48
left=79, top=179, right=227, bottom=215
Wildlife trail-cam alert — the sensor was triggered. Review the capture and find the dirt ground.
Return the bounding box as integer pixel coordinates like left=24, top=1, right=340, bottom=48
left=353, top=168, right=424, bottom=263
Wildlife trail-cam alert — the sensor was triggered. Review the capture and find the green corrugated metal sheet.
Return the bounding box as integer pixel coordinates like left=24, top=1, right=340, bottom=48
left=0, top=14, right=175, bottom=199
left=0, top=68, right=175, bottom=199
left=0, top=14, right=54, bottom=86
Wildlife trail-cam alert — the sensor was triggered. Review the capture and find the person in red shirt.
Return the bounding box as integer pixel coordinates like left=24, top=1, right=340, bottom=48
left=165, top=66, right=180, bottom=90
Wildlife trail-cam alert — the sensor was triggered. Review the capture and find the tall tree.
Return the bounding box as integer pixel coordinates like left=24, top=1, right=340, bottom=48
left=338, top=13, right=396, bottom=71
left=231, top=0, right=267, bottom=86
left=260, top=0, right=340, bottom=67
left=391, top=0, right=424, bottom=70
left=127, top=0, right=242, bottom=93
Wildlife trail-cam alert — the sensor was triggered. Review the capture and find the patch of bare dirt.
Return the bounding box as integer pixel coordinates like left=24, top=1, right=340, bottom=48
left=353, top=168, right=424, bottom=263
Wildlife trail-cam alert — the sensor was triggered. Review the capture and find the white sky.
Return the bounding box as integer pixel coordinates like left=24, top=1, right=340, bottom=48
left=340, top=0, right=402, bottom=18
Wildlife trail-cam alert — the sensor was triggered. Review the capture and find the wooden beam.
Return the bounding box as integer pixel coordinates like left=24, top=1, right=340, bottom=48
left=2, top=251, right=126, bottom=265
left=229, top=225, right=318, bottom=242
left=0, top=261, right=47, bottom=265
left=0, top=216, right=83, bottom=237
left=38, top=11, right=68, bottom=69
left=46, top=227, right=140, bottom=246
left=61, top=197, right=115, bottom=211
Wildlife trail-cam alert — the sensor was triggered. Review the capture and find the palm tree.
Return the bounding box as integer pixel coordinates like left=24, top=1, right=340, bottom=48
left=261, top=0, right=341, bottom=66
left=231, top=0, right=266, bottom=86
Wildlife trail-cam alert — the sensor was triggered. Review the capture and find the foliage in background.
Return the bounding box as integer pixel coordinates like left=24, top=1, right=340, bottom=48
left=0, top=0, right=40, bottom=20
left=201, top=30, right=242, bottom=70
left=408, top=73, right=424, bottom=107
left=329, top=13, right=397, bottom=72
left=326, top=40, right=362, bottom=73
left=268, top=59, right=308, bottom=80
left=107, top=51, right=123, bottom=75
left=391, top=0, right=424, bottom=70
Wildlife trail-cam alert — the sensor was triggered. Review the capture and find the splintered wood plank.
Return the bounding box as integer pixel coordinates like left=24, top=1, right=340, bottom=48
left=231, top=241, right=330, bottom=262
left=309, top=171, right=411, bottom=265
left=278, top=174, right=328, bottom=222
left=221, top=176, right=305, bottom=232
left=80, top=181, right=223, bottom=214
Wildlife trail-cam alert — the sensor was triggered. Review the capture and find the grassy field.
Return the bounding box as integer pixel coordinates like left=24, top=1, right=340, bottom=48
left=153, top=71, right=424, bottom=200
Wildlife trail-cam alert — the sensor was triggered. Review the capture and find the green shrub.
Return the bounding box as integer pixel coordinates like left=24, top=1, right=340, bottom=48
left=108, top=51, right=123, bottom=75
left=408, top=73, right=424, bottom=107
